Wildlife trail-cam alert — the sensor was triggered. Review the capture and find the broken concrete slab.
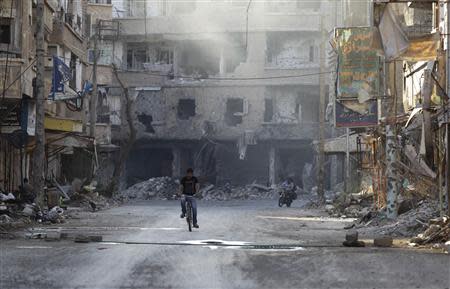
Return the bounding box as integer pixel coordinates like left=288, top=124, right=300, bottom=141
left=89, top=235, right=103, bottom=242
left=345, top=231, right=359, bottom=243
left=374, top=236, right=393, bottom=247
left=45, top=231, right=61, bottom=241
left=343, top=240, right=365, bottom=247
left=74, top=235, right=91, bottom=243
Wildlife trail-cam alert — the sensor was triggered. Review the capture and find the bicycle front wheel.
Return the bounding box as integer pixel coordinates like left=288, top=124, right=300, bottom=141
left=186, top=202, right=193, bottom=232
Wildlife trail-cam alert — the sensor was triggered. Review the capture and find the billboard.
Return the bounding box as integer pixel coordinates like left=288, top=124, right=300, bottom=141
left=334, top=27, right=381, bottom=128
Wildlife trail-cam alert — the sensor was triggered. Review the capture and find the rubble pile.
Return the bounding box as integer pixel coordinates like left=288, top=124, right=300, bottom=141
left=357, top=200, right=440, bottom=237
left=118, top=177, right=179, bottom=200
left=119, top=177, right=280, bottom=201
left=325, top=191, right=373, bottom=218
left=200, top=184, right=278, bottom=201
left=409, top=216, right=450, bottom=248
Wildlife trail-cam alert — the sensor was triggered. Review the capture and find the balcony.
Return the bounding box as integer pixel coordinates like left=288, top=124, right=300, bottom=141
left=0, top=58, right=24, bottom=99
left=49, top=18, right=86, bottom=60
left=116, top=12, right=321, bottom=36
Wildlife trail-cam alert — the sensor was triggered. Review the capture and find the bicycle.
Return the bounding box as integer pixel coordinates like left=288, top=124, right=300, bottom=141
left=179, top=194, right=196, bottom=232
left=185, top=196, right=193, bottom=232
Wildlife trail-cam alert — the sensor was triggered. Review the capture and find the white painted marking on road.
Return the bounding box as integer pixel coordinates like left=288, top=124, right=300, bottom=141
left=258, top=216, right=357, bottom=223
left=139, top=227, right=182, bottom=231
left=101, top=242, right=122, bottom=245
left=227, top=246, right=306, bottom=252
left=179, top=239, right=251, bottom=246
left=16, top=246, right=52, bottom=249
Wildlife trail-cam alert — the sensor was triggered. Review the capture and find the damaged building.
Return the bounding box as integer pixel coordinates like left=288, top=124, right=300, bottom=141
left=99, top=0, right=371, bottom=188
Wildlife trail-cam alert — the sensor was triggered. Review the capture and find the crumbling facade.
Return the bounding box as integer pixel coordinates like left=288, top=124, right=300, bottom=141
left=101, top=0, right=372, bottom=187
left=0, top=0, right=96, bottom=193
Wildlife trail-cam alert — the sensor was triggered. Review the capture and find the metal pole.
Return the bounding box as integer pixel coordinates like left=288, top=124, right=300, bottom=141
left=89, top=22, right=98, bottom=138
left=385, top=60, right=399, bottom=219
left=317, top=16, right=326, bottom=202
left=345, top=127, right=350, bottom=192
left=446, top=1, right=450, bottom=215
left=32, top=0, right=46, bottom=207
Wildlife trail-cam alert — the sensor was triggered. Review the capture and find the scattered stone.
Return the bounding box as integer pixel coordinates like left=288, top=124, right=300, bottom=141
left=119, top=177, right=280, bottom=201
left=444, top=241, right=450, bottom=253
left=344, top=223, right=355, bottom=230
left=345, top=231, right=359, bottom=243
left=409, top=216, right=449, bottom=245
left=0, top=214, right=13, bottom=223
left=325, top=205, right=335, bottom=213
left=89, top=235, right=103, bottom=242
left=74, top=234, right=90, bottom=243
left=22, top=204, right=35, bottom=217
left=374, top=236, right=393, bottom=247
left=45, top=231, right=61, bottom=241
left=343, top=240, right=365, bottom=247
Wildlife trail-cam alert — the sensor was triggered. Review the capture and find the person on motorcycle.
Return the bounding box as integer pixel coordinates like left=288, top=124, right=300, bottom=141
left=179, top=168, right=200, bottom=228
left=281, top=177, right=297, bottom=200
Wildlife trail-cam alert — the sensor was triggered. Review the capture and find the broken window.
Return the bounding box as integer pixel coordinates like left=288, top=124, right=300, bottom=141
left=298, top=93, right=319, bottom=122
left=309, top=45, right=315, bottom=62
left=69, top=53, right=77, bottom=89
left=225, top=98, right=244, bottom=126
left=177, top=99, right=196, bottom=120
left=264, top=99, right=274, bottom=122
left=127, top=0, right=145, bottom=17
left=137, top=114, right=155, bottom=133
left=266, top=32, right=317, bottom=68
left=0, top=18, right=12, bottom=44
left=148, top=47, right=173, bottom=64
left=179, top=41, right=220, bottom=77
left=127, top=43, right=147, bottom=70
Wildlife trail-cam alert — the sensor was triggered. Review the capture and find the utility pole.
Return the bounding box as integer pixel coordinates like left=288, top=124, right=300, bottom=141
left=32, top=0, right=46, bottom=207
left=317, top=16, right=326, bottom=203
left=385, top=60, right=399, bottom=219
left=422, top=62, right=434, bottom=167
left=345, top=127, right=350, bottom=192
left=89, top=21, right=98, bottom=138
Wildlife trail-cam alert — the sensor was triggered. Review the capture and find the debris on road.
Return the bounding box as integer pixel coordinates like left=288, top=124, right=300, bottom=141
left=343, top=230, right=365, bottom=247
left=409, top=216, right=449, bottom=247
left=374, top=236, right=393, bottom=247
left=118, top=177, right=280, bottom=201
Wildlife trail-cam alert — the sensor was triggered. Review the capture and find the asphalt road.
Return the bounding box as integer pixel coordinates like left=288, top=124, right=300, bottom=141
left=1, top=200, right=449, bottom=289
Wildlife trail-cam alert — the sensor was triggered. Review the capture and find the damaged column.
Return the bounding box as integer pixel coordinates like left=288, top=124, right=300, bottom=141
left=269, top=146, right=278, bottom=186
left=172, top=147, right=182, bottom=179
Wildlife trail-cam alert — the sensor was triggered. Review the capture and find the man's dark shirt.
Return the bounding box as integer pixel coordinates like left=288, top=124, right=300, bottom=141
left=180, top=176, right=198, bottom=196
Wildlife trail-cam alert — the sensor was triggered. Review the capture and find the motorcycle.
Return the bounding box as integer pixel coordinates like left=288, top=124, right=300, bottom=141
left=278, top=189, right=296, bottom=207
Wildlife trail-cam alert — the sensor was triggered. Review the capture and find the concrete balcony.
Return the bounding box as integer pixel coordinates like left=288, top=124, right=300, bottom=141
left=116, top=12, right=321, bottom=36
left=0, top=58, right=25, bottom=99
left=49, top=19, right=86, bottom=60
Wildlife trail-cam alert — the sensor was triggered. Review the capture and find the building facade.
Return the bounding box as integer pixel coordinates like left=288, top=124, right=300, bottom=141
left=101, top=0, right=370, bottom=187
left=0, top=0, right=93, bottom=192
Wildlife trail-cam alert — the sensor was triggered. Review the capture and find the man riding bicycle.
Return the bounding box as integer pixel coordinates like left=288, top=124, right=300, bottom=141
left=179, top=168, right=199, bottom=228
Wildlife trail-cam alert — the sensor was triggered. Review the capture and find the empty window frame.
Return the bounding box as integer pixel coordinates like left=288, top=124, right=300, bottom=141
left=225, top=98, right=244, bottom=126
left=177, top=99, right=196, bottom=120
left=0, top=18, right=12, bottom=44
left=264, top=99, right=274, bottom=122
left=127, top=44, right=147, bottom=70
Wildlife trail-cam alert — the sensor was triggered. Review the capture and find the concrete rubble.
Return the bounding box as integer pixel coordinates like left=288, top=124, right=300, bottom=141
left=409, top=216, right=450, bottom=250
left=118, top=177, right=282, bottom=201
